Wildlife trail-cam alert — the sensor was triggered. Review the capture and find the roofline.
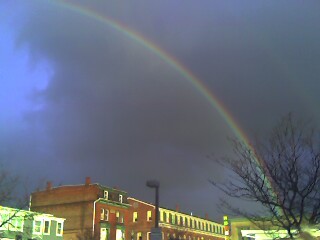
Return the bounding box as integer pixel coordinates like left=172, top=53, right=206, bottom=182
left=0, top=205, right=66, bottom=220
left=32, top=183, right=127, bottom=194
left=128, top=197, right=155, bottom=208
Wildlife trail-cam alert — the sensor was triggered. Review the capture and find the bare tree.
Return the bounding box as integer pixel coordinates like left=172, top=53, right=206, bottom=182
left=211, top=114, right=320, bottom=239
left=0, top=168, right=31, bottom=231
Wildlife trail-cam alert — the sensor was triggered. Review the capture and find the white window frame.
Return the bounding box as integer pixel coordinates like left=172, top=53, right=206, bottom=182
left=33, top=220, right=42, bottom=234
left=56, top=221, right=63, bottom=236
left=105, top=209, right=109, bottom=221
left=101, top=227, right=107, bottom=240
left=0, top=212, right=10, bottom=230
left=119, top=194, right=123, bottom=203
left=147, top=210, right=152, bottom=221
left=133, top=212, right=138, bottom=222
left=104, top=191, right=109, bottom=200
left=10, top=216, right=24, bottom=232
left=43, top=220, right=51, bottom=235
left=137, top=232, right=142, bottom=240
left=116, top=211, right=123, bottom=223
left=101, top=209, right=105, bottom=220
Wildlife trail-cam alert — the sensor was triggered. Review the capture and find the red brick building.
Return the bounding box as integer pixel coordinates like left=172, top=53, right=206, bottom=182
left=30, top=177, right=130, bottom=240
left=30, top=178, right=225, bottom=240
left=126, top=198, right=225, bottom=240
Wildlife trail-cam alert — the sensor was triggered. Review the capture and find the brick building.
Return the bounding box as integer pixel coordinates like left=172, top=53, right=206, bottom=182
left=126, top=198, right=225, bottom=240
left=30, top=178, right=225, bottom=240
left=30, top=177, right=130, bottom=240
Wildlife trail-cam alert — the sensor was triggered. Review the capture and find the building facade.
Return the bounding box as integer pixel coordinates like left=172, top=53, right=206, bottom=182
left=30, top=177, right=130, bottom=240
left=30, top=178, right=225, bottom=240
left=126, top=198, right=225, bottom=240
left=0, top=205, right=65, bottom=240
left=229, top=218, right=320, bottom=239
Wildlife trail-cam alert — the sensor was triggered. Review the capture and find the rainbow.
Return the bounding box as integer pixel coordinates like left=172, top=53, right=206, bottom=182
left=48, top=0, right=249, bottom=145
left=42, top=0, right=280, bottom=206
left=47, top=0, right=274, bottom=188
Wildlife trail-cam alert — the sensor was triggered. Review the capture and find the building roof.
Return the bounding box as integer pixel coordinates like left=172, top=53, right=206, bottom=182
left=0, top=205, right=65, bottom=221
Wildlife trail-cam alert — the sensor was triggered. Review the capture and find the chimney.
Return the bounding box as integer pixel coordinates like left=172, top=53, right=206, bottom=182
left=85, top=177, right=91, bottom=186
left=175, top=204, right=180, bottom=212
left=46, top=181, right=52, bottom=191
left=205, top=213, right=209, bottom=220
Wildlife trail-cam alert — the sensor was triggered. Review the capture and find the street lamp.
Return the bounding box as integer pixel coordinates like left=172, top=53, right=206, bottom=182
left=146, top=180, right=160, bottom=228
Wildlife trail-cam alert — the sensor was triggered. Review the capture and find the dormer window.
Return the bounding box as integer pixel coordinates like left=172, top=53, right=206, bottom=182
left=119, top=194, right=123, bottom=203
left=104, top=190, right=108, bottom=200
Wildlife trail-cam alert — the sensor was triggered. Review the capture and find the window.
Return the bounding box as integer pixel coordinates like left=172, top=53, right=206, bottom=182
left=171, top=214, right=175, bottom=224
left=10, top=217, right=23, bottom=231
left=105, top=209, right=109, bottom=221
left=101, top=209, right=105, bottom=220
left=133, top=212, right=138, bottom=222
left=137, top=232, right=142, bottom=240
left=33, top=220, right=42, bottom=234
left=119, top=194, right=123, bottom=203
left=101, top=228, right=107, bottom=240
left=0, top=213, right=9, bottom=229
left=44, top=220, right=50, bottom=234
left=164, top=212, right=169, bottom=223
left=147, top=232, right=151, bottom=240
left=116, top=228, right=124, bottom=240
left=147, top=210, right=152, bottom=221
left=104, top=190, right=109, bottom=199
left=56, top=221, right=63, bottom=236
left=116, top=211, right=123, bottom=223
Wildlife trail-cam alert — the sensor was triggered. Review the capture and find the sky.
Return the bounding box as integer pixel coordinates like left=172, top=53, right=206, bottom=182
left=1, top=0, right=320, bottom=220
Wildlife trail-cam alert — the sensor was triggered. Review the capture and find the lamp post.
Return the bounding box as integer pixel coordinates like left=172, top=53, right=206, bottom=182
left=146, top=180, right=160, bottom=228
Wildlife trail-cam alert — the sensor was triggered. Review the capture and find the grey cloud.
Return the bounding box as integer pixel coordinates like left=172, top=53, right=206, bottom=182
left=2, top=0, right=320, bottom=218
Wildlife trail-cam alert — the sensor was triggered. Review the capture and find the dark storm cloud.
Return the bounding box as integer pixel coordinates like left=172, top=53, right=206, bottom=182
left=11, top=1, right=232, bottom=189
left=3, top=0, right=320, bottom=217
